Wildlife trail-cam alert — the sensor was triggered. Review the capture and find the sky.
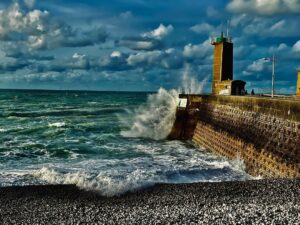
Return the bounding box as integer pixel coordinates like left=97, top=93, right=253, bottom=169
left=0, top=0, right=300, bottom=93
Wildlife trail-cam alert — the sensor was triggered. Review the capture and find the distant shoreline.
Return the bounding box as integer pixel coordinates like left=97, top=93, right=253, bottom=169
left=1, top=179, right=299, bottom=224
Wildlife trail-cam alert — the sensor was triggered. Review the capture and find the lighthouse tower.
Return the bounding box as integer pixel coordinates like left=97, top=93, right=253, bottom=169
left=211, top=32, right=233, bottom=95
left=211, top=32, right=245, bottom=96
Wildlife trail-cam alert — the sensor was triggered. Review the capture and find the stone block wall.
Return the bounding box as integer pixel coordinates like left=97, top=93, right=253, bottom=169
left=196, top=103, right=299, bottom=166
left=170, top=95, right=300, bottom=178
left=193, top=122, right=299, bottom=177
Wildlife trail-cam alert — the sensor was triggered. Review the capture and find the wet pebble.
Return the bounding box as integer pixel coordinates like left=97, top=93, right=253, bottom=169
left=0, top=179, right=299, bottom=225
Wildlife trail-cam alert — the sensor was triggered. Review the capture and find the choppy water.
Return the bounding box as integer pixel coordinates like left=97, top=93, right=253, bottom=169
left=0, top=89, right=251, bottom=196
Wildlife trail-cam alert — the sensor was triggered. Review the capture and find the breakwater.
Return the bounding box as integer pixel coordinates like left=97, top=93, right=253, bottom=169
left=169, top=95, right=300, bottom=178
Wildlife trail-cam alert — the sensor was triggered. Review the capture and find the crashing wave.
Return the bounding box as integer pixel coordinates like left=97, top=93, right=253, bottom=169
left=121, top=88, right=179, bottom=140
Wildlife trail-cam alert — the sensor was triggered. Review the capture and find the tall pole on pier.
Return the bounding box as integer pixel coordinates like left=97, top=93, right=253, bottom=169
left=271, top=53, right=275, bottom=98
left=263, top=54, right=276, bottom=97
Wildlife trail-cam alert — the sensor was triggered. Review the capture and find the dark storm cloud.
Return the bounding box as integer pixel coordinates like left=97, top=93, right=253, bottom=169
left=96, top=51, right=131, bottom=71
left=31, top=47, right=185, bottom=73
left=0, top=59, right=29, bottom=71
left=3, top=42, right=55, bottom=61
left=32, top=53, right=91, bottom=72
left=29, top=51, right=131, bottom=73
left=6, top=52, right=54, bottom=61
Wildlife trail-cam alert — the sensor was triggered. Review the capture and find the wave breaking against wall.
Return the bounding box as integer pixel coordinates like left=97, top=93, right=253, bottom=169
left=169, top=95, right=300, bottom=178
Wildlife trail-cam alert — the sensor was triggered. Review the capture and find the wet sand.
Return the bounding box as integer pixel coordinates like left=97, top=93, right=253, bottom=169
left=0, top=179, right=299, bottom=225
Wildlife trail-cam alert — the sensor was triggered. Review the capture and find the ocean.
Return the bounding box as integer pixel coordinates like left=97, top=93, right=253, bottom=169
left=0, top=89, right=251, bottom=196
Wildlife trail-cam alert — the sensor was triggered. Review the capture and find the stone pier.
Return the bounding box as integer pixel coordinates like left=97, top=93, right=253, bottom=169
left=169, top=95, right=300, bottom=178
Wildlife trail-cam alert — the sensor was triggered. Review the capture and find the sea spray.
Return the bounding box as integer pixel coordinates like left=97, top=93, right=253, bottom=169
left=181, top=64, right=208, bottom=95
left=121, top=88, right=179, bottom=140
left=120, top=66, right=208, bottom=140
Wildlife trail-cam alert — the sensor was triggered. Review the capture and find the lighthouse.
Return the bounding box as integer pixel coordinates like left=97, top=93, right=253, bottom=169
left=211, top=32, right=245, bottom=96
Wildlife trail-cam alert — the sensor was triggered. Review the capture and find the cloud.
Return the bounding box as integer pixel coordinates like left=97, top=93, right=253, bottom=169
left=227, top=0, right=300, bottom=16
left=246, top=58, right=271, bottom=73
left=97, top=51, right=130, bottom=71
left=2, top=41, right=55, bottom=60
left=0, top=59, right=29, bottom=72
left=230, top=14, right=300, bottom=37
left=292, top=40, right=300, bottom=52
left=111, top=51, right=122, bottom=58
left=116, top=38, right=161, bottom=51
left=0, top=4, right=49, bottom=41
left=39, top=47, right=185, bottom=74
left=34, top=46, right=186, bottom=74
left=31, top=50, right=133, bottom=73
left=190, top=23, right=215, bottom=35
left=240, top=58, right=272, bottom=81
left=6, top=51, right=54, bottom=61
left=267, top=42, right=300, bottom=60
left=127, top=48, right=183, bottom=69
left=0, top=0, right=297, bottom=93
left=116, top=24, right=174, bottom=51
left=0, top=3, right=107, bottom=50
left=29, top=53, right=91, bottom=73
left=69, top=53, right=90, bottom=70
left=230, top=14, right=251, bottom=27
left=206, top=6, right=220, bottom=18
left=127, top=51, right=163, bottom=67
left=23, top=72, right=62, bottom=82
left=120, top=11, right=132, bottom=20
left=183, top=39, right=212, bottom=60
left=232, top=43, right=257, bottom=59
left=161, top=49, right=184, bottom=69
left=24, top=0, right=35, bottom=8
left=142, top=24, right=174, bottom=40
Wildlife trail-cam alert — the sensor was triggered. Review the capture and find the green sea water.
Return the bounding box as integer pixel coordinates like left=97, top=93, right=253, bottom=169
left=0, top=89, right=251, bottom=196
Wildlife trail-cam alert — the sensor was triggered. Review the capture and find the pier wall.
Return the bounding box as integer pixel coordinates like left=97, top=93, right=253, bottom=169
left=169, top=95, right=300, bottom=178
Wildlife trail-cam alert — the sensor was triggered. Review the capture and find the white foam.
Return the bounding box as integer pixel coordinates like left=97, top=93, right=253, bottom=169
left=48, top=122, right=66, bottom=128
left=0, top=128, right=7, bottom=132
left=205, top=160, right=232, bottom=169
left=33, top=167, right=162, bottom=197
left=121, top=88, right=178, bottom=140
left=30, top=143, right=252, bottom=197
left=0, top=170, right=46, bottom=187
left=0, top=171, right=29, bottom=176
left=253, top=175, right=264, bottom=180
left=32, top=160, right=251, bottom=197
left=229, top=154, right=246, bottom=171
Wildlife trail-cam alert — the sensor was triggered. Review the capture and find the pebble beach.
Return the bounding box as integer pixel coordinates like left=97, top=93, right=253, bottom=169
left=0, top=179, right=299, bottom=224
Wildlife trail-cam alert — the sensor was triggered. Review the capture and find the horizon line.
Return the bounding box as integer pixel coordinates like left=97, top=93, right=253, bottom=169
left=0, top=88, right=157, bottom=93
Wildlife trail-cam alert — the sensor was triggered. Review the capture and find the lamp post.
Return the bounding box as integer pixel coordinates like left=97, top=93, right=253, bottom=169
left=264, top=53, right=275, bottom=98
left=271, top=54, right=275, bottom=98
